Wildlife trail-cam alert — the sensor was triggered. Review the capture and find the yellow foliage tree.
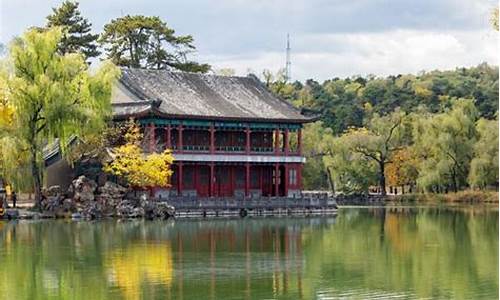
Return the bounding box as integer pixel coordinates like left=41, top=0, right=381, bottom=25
left=385, top=147, right=419, bottom=189
left=103, top=119, right=174, bottom=188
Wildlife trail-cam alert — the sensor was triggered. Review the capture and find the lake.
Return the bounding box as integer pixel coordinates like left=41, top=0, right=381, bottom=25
left=0, top=205, right=498, bottom=299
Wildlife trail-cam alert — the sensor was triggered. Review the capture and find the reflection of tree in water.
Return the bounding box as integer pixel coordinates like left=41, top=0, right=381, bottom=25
left=105, top=243, right=173, bottom=300
left=0, top=212, right=497, bottom=299
left=302, top=207, right=498, bottom=299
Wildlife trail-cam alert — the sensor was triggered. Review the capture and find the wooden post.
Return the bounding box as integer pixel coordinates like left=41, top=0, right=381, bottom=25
left=297, top=128, right=302, bottom=155
left=178, top=123, right=183, bottom=153
left=245, top=125, right=251, bottom=154
left=178, top=162, right=183, bottom=196
left=150, top=123, right=156, bottom=153
left=245, top=163, right=250, bottom=197
left=284, top=164, right=288, bottom=197
left=166, top=124, right=172, bottom=149
left=284, top=128, right=289, bottom=155
left=274, top=163, right=279, bottom=196
left=210, top=124, right=215, bottom=154
left=210, top=163, right=214, bottom=197
left=298, top=164, right=303, bottom=190
left=274, top=128, right=280, bottom=155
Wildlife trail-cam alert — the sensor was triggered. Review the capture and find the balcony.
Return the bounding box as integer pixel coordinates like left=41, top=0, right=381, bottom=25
left=143, top=123, right=303, bottom=156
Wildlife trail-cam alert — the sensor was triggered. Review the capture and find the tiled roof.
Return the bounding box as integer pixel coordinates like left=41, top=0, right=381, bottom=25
left=112, top=68, right=312, bottom=122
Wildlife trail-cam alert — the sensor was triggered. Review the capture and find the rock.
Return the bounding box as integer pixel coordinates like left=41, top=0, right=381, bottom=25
left=98, top=181, right=127, bottom=196
left=157, top=202, right=175, bottom=218
left=41, top=196, right=62, bottom=212
left=46, top=185, right=62, bottom=197
left=69, top=176, right=97, bottom=202
left=71, top=212, right=82, bottom=219
left=143, top=201, right=175, bottom=219
left=62, top=198, right=75, bottom=212
left=132, top=207, right=145, bottom=218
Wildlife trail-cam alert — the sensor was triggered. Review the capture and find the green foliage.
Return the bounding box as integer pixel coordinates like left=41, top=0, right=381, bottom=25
left=269, top=64, right=498, bottom=136
left=99, top=15, right=210, bottom=72
left=45, top=1, right=100, bottom=61
left=323, top=133, right=378, bottom=193
left=0, top=27, right=119, bottom=206
left=325, top=110, right=411, bottom=194
left=300, top=122, right=330, bottom=190
left=468, top=118, right=499, bottom=189
left=264, top=64, right=498, bottom=193
left=413, top=99, right=479, bottom=192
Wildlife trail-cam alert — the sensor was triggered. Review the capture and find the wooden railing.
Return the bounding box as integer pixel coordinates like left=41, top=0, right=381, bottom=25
left=161, top=196, right=338, bottom=210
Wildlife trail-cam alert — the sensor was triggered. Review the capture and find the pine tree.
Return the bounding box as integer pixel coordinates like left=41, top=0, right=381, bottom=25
left=99, top=15, right=210, bottom=72
left=46, top=1, right=100, bottom=61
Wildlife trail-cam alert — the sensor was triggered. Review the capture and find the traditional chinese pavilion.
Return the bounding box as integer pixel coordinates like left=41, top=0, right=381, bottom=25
left=111, top=68, right=315, bottom=198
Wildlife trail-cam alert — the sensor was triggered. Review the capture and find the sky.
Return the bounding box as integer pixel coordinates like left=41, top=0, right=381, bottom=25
left=0, top=0, right=498, bottom=81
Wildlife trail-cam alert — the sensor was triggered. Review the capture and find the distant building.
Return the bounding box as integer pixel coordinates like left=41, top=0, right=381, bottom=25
left=47, top=68, right=316, bottom=198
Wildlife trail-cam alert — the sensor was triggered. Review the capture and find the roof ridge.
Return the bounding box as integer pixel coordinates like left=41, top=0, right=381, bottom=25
left=121, top=67, right=254, bottom=81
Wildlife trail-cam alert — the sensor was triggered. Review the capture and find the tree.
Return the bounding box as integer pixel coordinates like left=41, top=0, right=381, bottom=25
left=300, top=122, right=331, bottom=191
left=468, top=118, right=498, bottom=189
left=413, top=99, right=478, bottom=192
left=331, top=110, right=410, bottom=195
left=99, top=15, right=210, bottom=72
left=385, top=147, right=419, bottom=192
left=45, top=1, right=100, bottom=61
left=323, top=133, right=378, bottom=194
left=103, top=119, right=174, bottom=188
left=492, top=7, right=499, bottom=31
left=1, top=28, right=119, bottom=209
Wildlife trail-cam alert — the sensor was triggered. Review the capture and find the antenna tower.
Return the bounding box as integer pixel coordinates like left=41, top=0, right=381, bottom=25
left=285, top=34, right=291, bottom=82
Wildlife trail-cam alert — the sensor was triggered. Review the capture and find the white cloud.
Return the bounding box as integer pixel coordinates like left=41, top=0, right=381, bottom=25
left=202, top=29, right=498, bottom=81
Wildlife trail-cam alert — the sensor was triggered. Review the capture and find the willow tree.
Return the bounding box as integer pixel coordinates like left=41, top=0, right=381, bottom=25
left=413, top=99, right=478, bottom=192
left=468, top=118, right=498, bottom=189
left=326, top=110, right=410, bottom=195
left=2, top=28, right=119, bottom=209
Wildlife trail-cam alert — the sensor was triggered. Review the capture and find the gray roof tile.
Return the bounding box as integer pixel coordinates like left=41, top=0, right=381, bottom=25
left=112, top=68, right=310, bottom=122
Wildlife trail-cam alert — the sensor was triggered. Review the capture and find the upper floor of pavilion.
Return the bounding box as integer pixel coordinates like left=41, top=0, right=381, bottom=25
left=110, top=68, right=317, bottom=156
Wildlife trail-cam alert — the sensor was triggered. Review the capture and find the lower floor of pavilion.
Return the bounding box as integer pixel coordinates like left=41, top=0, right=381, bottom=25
left=153, top=162, right=303, bottom=198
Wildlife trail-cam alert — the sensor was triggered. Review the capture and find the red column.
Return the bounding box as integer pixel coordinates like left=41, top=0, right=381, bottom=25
left=297, top=128, right=302, bottom=155
left=298, top=164, right=303, bottom=190
left=274, top=128, right=280, bottom=155
left=149, top=123, right=156, bottom=153
left=178, top=162, right=183, bottom=196
left=259, top=166, right=263, bottom=195
left=245, top=126, right=251, bottom=154
left=284, top=128, right=289, bottom=155
left=166, top=124, right=172, bottom=149
left=210, top=124, right=215, bottom=154
left=210, top=163, right=214, bottom=197
left=245, top=163, right=250, bottom=197
left=284, top=164, right=289, bottom=197
left=178, top=123, right=183, bottom=153
left=274, top=163, right=279, bottom=196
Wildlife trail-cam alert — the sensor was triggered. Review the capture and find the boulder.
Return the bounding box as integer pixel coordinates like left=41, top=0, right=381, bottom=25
left=41, top=196, right=62, bottom=212
left=143, top=201, right=175, bottom=219
left=69, top=176, right=97, bottom=202
left=81, top=202, right=102, bottom=219
left=98, top=181, right=127, bottom=197
left=46, top=185, right=62, bottom=197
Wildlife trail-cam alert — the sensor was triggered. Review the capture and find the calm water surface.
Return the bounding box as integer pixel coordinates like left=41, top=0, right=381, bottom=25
left=0, top=205, right=498, bottom=299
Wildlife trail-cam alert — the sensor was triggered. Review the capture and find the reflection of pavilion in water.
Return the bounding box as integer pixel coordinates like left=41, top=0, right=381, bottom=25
left=168, top=218, right=335, bottom=299
left=101, top=218, right=335, bottom=299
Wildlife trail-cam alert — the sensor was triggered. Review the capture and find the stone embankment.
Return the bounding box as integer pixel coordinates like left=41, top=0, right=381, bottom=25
left=1, top=176, right=174, bottom=220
